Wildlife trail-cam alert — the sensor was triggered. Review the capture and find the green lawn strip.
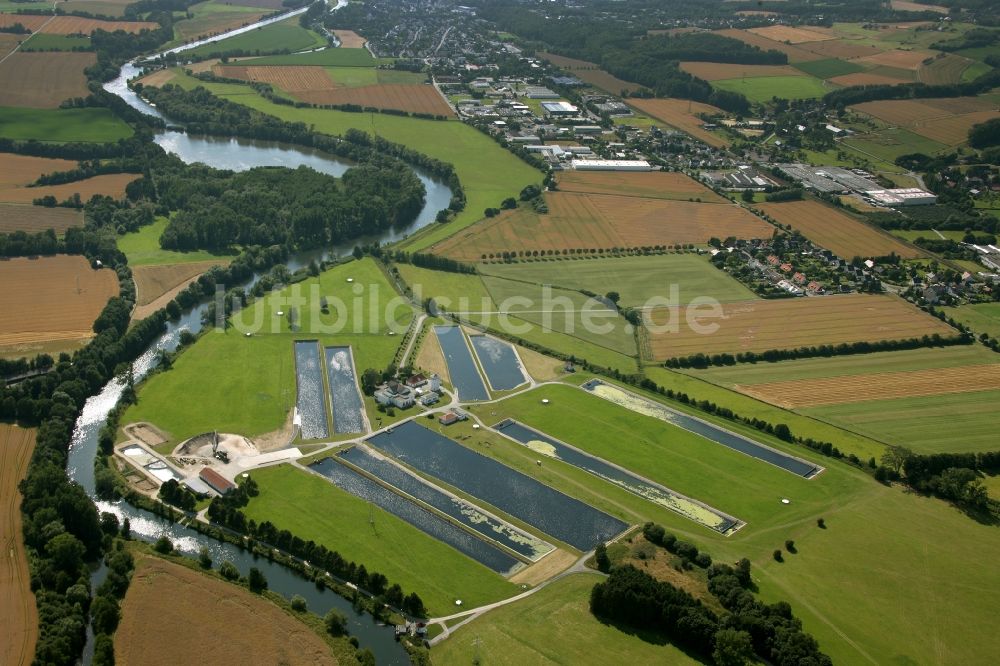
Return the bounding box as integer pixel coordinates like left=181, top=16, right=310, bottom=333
left=432, top=573, right=700, bottom=666
left=242, top=48, right=375, bottom=67
left=20, top=34, right=91, bottom=51
left=890, top=228, right=967, bottom=242
left=162, top=75, right=541, bottom=251
left=801, top=389, right=1000, bottom=454
left=712, top=75, right=835, bottom=102
left=683, top=345, right=998, bottom=386
left=0, top=107, right=132, bottom=142
left=477, top=384, right=839, bottom=529
left=642, top=367, right=885, bottom=461
left=186, top=16, right=325, bottom=58
left=118, top=217, right=237, bottom=266
left=793, top=58, right=864, bottom=79
left=243, top=464, right=519, bottom=615
left=477, top=254, right=757, bottom=308
left=942, top=302, right=1000, bottom=339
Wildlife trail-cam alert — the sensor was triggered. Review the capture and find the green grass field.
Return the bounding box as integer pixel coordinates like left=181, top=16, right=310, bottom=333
left=712, top=75, right=835, bottom=102
left=448, top=382, right=1000, bottom=665
left=118, top=217, right=237, bottom=266
left=793, top=58, right=864, bottom=79
left=242, top=464, right=519, bottom=615
left=20, top=34, right=92, bottom=51
left=432, top=574, right=700, bottom=665
left=123, top=259, right=410, bottom=448
left=942, top=302, right=1000, bottom=339
left=171, top=1, right=269, bottom=44
left=684, top=345, right=997, bottom=387
left=161, top=71, right=541, bottom=251
left=844, top=127, right=949, bottom=161
left=478, top=254, right=757, bottom=308
left=187, top=17, right=326, bottom=58
left=890, top=229, right=967, bottom=242
left=0, top=107, right=132, bottom=143
left=243, top=48, right=375, bottom=67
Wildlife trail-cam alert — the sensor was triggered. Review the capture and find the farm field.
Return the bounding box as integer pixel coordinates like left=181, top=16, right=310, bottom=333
left=854, top=48, right=934, bottom=71
left=157, top=71, right=539, bottom=251
left=891, top=0, right=947, bottom=11
left=756, top=199, right=920, bottom=259
left=851, top=97, right=1000, bottom=147
left=715, top=28, right=824, bottom=63
left=0, top=255, right=118, bottom=358
left=0, top=153, right=77, bottom=187
left=0, top=106, right=132, bottom=142
left=332, top=29, right=365, bottom=48
left=242, top=47, right=375, bottom=67
left=186, top=16, right=325, bottom=57
left=243, top=464, right=519, bottom=615
left=20, top=34, right=92, bottom=52
left=555, top=169, right=726, bottom=202
left=711, top=75, right=835, bottom=102
left=123, top=258, right=408, bottom=447
left=54, top=0, right=135, bottom=17
left=747, top=24, right=837, bottom=44
left=0, top=52, right=95, bottom=108
left=843, top=126, right=948, bottom=162
left=132, top=260, right=227, bottom=307
left=678, top=61, right=807, bottom=81
left=919, top=53, right=982, bottom=84
left=214, top=64, right=337, bottom=91
left=433, top=574, right=699, bottom=666
left=117, top=217, right=237, bottom=266
left=830, top=71, right=911, bottom=87
left=0, top=203, right=82, bottom=234
left=627, top=97, right=729, bottom=148
left=0, top=173, right=138, bottom=204
left=646, top=293, right=955, bottom=360
left=294, top=83, right=453, bottom=116
left=942, top=302, right=1000, bottom=339
left=793, top=58, right=865, bottom=79
left=537, top=52, right=641, bottom=94
left=802, top=389, right=1000, bottom=454
left=0, top=424, right=36, bottom=666
left=432, top=194, right=773, bottom=263
left=115, top=555, right=340, bottom=666
left=171, top=1, right=267, bottom=43
left=479, top=254, right=757, bottom=308
left=0, top=14, right=157, bottom=34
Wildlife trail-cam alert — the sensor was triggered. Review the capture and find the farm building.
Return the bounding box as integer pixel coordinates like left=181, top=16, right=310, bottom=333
left=571, top=159, right=652, bottom=171
left=867, top=188, right=937, bottom=207
left=198, top=467, right=235, bottom=495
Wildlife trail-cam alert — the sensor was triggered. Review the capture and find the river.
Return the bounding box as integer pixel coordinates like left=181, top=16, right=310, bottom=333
left=70, top=2, right=440, bottom=662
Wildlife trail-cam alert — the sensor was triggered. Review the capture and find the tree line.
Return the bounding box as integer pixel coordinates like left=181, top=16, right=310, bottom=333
left=877, top=446, right=999, bottom=516
left=822, top=65, right=1000, bottom=108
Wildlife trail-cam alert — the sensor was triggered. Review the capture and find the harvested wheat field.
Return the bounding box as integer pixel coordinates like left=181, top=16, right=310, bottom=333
left=852, top=97, right=1000, bottom=146
left=433, top=193, right=772, bottom=262
left=715, top=29, right=823, bottom=62
left=0, top=204, right=83, bottom=234
left=0, top=424, right=36, bottom=666
left=796, top=39, right=882, bottom=60
left=829, top=71, right=910, bottom=87
left=40, top=15, right=158, bottom=35
left=757, top=200, right=920, bottom=259
left=333, top=29, right=366, bottom=48
left=0, top=173, right=138, bottom=204
left=0, top=52, right=95, bottom=108
left=737, top=363, right=1000, bottom=409
left=214, top=64, right=336, bottom=92
left=136, top=69, right=176, bottom=87
left=0, top=255, right=118, bottom=355
left=647, top=294, right=955, bottom=360
left=679, top=62, right=806, bottom=81
left=918, top=54, right=979, bottom=85
left=628, top=98, right=729, bottom=148
left=747, top=25, right=837, bottom=44
left=0, top=15, right=49, bottom=32
left=0, top=154, right=77, bottom=188
left=296, top=83, right=453, bottom=116
left=133, top=260, right=225, bottom=307
left=890, top=0, right=947, bottom=13
left=115, top=555, right=337, bottom=666
left=556, top=170, right=726, bottom=202
left=854, top=49, right=934, bottom=71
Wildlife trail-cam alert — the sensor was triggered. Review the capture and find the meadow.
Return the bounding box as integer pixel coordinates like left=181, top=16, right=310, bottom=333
left=793, top=57, right=865, bottom=79
left=843, top=126, right=948, bottom=162
left=20, top=34, right=91, bottom=52
left=243, top=464, right=519, bottom=615
left=186, top=17, right=325, bottom=57
left=942, top=302, right=1000, bottom=339
left=0, top=424, right=36, bottom=666
left=711, top=75, right=835, bottom=102
left=0, top=107, right=132, bottom=142
left=117, top=217, right=238, bottom=266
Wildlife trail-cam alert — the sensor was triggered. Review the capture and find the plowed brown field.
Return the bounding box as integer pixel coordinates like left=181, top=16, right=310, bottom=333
left=556, top=170, right=726, bottom=202
left=854, top=49, right=934, bottom=71
left=295, top=83, right=453, bottom=116
left=627, top=98, right=730, bottom=148
left=0, top=255, right=118, bottom=354
left=747, top=25, right=838, bottom=44
left=679, top=62, right=806, bottom=81
left=115, top=556, right=336, bottom=666
left=214, top=64, right=337, bottom=92
left=756, top=200, right=920, bottom=259
left=0, top=52, right=95, bottom=108
left=332, top=30, right=366, bottom=48
left=433, top=193, right=772, bottom=262
left=0, top=154, right=77, bottom=187
left=716, top=29, right=823, bottom=62
left=852, top=97, right=1000, bottom=146
left=0, top=424, right=36, bottom=666
left=0, top=204, right=83, bottom=234
left=0, top=173, right=138, bottom=204
left=737, top=363, right=1000, bottom=409
left=647, top=293, right=954, bottom=360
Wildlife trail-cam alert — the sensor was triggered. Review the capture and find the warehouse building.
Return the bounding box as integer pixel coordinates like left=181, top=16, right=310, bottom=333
left=866, top=188, right=938, bottom=206
left=572, top=159, right=652, bottom=171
